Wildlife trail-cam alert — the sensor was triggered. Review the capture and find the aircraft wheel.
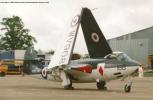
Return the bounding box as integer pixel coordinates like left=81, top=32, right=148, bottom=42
left=96, top=81, right=107, bottom=90
left=64, top=85, right=74, bottom=90
left=124, top=84, right=131, bottom=93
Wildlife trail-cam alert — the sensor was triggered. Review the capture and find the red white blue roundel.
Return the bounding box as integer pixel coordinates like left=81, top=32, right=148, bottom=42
left=91, top=33, right=99, bottom=43
left=71, top=15, right=79, bottom=27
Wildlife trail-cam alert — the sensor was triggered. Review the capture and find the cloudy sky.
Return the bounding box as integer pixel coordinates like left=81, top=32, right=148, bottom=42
left=0, top=0, right=153, bottom=54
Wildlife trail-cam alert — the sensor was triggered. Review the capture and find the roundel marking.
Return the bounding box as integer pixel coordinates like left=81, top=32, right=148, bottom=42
left=71, top=15, right=79, bottom=27
left=91, top=33, right=100, bottom=43
left=41, top=67, right=48, bottom=79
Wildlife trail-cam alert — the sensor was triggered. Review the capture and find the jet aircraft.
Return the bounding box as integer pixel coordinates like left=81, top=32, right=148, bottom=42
left=41, top=8, right=141, bottom=92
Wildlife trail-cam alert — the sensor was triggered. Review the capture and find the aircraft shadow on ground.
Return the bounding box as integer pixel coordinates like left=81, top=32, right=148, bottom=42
left=8, top=84, right=123, bottom=93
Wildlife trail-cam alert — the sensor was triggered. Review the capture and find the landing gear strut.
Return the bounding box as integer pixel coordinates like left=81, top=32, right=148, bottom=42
left=124, top=75, right=132, bottom=93
left=96, top=81, right=107, bottom=90
left=64, top=79, right=74, bottom=90
left=60, top=70, right=74, bottom=90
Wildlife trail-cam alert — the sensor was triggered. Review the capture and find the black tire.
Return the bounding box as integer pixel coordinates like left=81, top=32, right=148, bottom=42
left=96, top=81, right=106, bottom=90
left=64, top=85, right=74, bottom=90
left=41, top=73, right=47, bottom=79
left=124, top=84, right=131, bottom=93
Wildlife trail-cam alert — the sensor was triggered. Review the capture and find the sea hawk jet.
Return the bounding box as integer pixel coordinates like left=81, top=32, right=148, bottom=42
left=41, top=8, right=141, bottom=92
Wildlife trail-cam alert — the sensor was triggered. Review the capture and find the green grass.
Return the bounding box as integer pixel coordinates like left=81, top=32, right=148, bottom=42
left=144, top=71, right=153, bottom=77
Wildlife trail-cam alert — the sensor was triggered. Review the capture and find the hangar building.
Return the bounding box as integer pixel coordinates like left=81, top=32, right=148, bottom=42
left=108, top=26, right=153, bottom=68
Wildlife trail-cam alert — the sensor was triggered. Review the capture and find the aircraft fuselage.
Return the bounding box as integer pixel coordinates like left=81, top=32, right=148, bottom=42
left=49, top=53, right=140, bottom=83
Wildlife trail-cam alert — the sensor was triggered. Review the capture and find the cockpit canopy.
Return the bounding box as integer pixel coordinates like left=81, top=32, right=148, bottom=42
left=104, top=52, right=134, bottom=62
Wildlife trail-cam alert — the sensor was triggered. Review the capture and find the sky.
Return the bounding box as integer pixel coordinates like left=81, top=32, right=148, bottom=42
left=0, top=0, right=153, bottom=54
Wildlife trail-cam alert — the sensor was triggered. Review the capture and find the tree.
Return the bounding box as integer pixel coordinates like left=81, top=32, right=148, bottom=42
left=0, top=16, right=37, bottom=50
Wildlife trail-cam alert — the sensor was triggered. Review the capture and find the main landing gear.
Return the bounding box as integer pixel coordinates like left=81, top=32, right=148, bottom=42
left=60, top=70, right=74, bottom=90
left=64, top=80, right=74, bottom=90
left=96, top=81, right=107, bottom=90
left=124, top=75, right=132, bottom=93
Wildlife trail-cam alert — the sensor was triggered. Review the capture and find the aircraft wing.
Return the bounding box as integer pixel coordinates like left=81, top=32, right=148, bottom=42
left=47, top=9, right=83, bottom=70
left=81, top=8, right=112, bottom=58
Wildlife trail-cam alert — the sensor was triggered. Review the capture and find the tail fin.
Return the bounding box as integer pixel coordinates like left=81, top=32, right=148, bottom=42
left=81, top=8, right=112, bottom=58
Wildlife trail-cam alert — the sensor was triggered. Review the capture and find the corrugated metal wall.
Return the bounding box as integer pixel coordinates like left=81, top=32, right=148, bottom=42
left=108, top=39, right=148, bottom=66
left=108, top=26, right=153, bottom=67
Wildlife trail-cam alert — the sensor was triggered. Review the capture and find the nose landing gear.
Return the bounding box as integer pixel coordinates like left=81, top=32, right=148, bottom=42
left=124, top=84, right=132, bottom=92
left=124, top=75, right=132, bottom=93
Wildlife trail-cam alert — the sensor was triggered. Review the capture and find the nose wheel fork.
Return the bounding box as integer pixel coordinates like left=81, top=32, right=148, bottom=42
left=124, top=75, right=132, bottom=93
